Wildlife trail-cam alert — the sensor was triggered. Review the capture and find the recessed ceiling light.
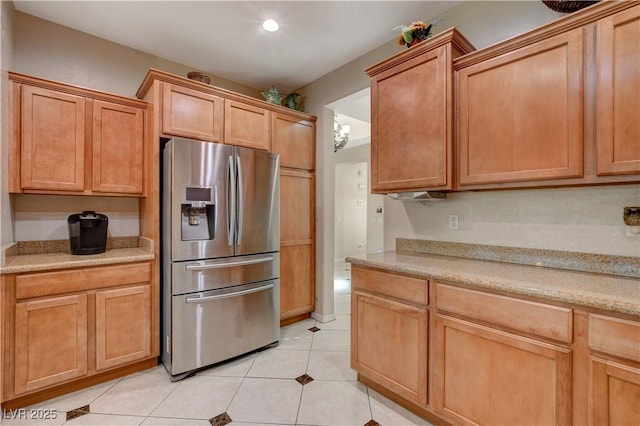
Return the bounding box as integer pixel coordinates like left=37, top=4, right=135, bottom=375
left=262, top=18, right=279, bottom=32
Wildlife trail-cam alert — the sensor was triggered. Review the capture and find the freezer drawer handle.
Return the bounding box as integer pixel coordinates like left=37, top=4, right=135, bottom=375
left=185, top=283, right=274, bottom=303
left=185, top=255, right=274, bottom=271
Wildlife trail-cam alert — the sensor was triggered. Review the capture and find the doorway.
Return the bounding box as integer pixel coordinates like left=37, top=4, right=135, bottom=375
left=329, top=88, right=384, bottom=294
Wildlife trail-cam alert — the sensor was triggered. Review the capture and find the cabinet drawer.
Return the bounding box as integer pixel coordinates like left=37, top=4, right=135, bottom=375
left=351, top=266, right=427, bottom=307
left=589, top=314, right=640, bottom=362
left=16, top=262, right=152, bottom=299
left=435, top=283, right=572, bottom=343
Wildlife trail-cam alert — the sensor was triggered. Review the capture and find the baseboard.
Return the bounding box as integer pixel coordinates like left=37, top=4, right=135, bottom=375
left=311, top=311, right=337, bottom=323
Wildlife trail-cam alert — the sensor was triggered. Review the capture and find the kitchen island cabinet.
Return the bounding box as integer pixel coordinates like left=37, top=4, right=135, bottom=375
left=1, top=261, right=156, bottom=409
left=366, top=28, right=474, bottom=193
left=9, top=72, right=148, bottom=197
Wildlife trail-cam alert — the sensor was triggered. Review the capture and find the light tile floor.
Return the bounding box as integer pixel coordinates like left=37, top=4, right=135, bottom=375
left=1, top=267, right=432, bottom=426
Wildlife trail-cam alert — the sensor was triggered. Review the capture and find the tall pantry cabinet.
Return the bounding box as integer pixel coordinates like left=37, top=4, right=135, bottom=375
left=272, top=113, right=316, bottom=323
left=136, top=69, right=317, bottom=325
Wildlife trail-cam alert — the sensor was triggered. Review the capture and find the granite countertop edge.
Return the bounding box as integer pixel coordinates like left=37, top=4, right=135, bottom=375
left=1, top=237, right=155, bottom=274
left=346, top=251, right=640, bottom=317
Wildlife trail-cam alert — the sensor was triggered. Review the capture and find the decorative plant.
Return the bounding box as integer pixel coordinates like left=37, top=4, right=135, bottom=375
left=395, top=19, right=442, bottom=48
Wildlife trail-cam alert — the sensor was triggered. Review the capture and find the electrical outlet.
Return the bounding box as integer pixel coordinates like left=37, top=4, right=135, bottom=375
left=448, top=214, right=459, bottom=230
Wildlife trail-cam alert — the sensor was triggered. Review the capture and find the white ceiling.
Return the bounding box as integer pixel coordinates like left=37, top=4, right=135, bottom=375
left=13, top=1, right=461, bottom=94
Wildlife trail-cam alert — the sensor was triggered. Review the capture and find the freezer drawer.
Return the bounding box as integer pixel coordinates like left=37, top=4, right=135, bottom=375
left=166, top=279, right=280, bottom=377
left=170, top=252, right=279, bottom=295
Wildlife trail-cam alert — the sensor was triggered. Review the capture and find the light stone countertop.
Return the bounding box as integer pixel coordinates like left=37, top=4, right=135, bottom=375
left=346, top=251, right=640, bottom=317
left=1, top=237, right=155, bottom=274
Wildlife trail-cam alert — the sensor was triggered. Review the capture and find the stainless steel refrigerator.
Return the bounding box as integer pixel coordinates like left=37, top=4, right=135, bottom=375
left=161, top=137, right=280, bottom=380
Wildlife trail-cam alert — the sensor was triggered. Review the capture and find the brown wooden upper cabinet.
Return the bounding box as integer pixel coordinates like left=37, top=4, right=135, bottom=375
left=596, top=6, right=640, bottom=176
left=92, top=100, right=145, bottom=194
left=272, top=113, right=315, bottom=170
left=224, top=100, right=271, bottom=151
left=457, top=29, right=585, bottom=186
left=9, top=72, right=148, bottom=197
left=366, top=29, right=474, bottom=193
left=454, top=2, right=639, bottom=189
left=161, top=82, right=271, bottom=151
left=162, top=83, right=224, bottom=142
left=17, top=84, right=86, bottom=192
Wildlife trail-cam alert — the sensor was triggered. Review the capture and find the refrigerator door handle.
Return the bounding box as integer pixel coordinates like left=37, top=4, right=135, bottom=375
left=227, top=155, right=235, bottom=247
left=236, top=154, right=244, bottom=245
left=184, top=255, right=274, bottom=271
left=185, top=282, right=274, bottom=303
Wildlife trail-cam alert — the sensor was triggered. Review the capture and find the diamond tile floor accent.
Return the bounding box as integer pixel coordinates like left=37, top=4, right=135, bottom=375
left=295, top=374, right=314, bottom=385
left=2, top=282, right=433, bottom=426
left=65, top=405, right=90, bottom=422
left=209, top=412, right=232, bottom=426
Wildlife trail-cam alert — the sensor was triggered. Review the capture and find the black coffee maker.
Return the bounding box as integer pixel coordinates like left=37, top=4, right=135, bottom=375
left=68, top=211, right=109, bottom=255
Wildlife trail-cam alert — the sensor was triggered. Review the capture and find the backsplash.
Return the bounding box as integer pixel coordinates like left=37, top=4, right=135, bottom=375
left=12, top=194, right=139, bottom=241
left=397, top=238, right=640, bottom=279
left=6, top=236, right=141, bottom=256
left=384, top=185, right=640, bottom=258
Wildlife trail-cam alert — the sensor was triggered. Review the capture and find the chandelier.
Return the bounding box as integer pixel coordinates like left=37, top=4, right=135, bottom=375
left=334, top=116, right=351, bottom=152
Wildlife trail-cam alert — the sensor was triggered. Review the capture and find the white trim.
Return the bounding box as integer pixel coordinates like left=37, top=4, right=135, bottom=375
left=311, top=311, right=336, bottom=323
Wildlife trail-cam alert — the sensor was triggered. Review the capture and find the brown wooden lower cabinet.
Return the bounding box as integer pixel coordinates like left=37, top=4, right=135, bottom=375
left=587, top=313, right=640, bottom=425
left=3, top=262, right=155, bottom=404
left=280, top=243, right=314, bottom=320
left=350, top=266, right=428, bottom=407
left=351, top=290, right=428, bottom=406
left=95, top=285, right=152, bottom=371
left=433, top=314, right=572, bottom=426
left=14, top=294, right=88, bottom=395
left=349, top=265, right=639, bottom=426
left=590, top=357, right=640, bottom=426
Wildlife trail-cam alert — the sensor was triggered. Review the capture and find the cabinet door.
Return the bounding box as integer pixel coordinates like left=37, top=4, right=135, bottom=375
left=15, top=294, right=88, bottom=395
left=224, top=100, right=271, bottom=150
left=457, top=29, right=584, bottom=186
left=92, top=100, right=145, bottom=194
left=280, top=244, right=314, bottom=319
left=352, top=290, right=428, bottom=406
left=596, top=6, right=640, bottom=176
left=162, top=83, right=224, bottom=141
left=20, top=85, right=85, bottom=191
left=590, top=357, right=640, bottom=426
left=371, top=45, right=449, bottom=192
left=279, top=169, right=315, bottom=320
left=434, top=315, right=571, bottom=426
left=272, top=113, right=315, bottom=170
left=95, top=285, right=152, bottom=371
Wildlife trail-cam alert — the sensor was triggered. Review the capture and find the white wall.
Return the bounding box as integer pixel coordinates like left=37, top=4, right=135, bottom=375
left=334, top=162, right=368, bottom=260
left=0, top=0, right=15, bottom=248
left=13, top=12, right=261, bottom=99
